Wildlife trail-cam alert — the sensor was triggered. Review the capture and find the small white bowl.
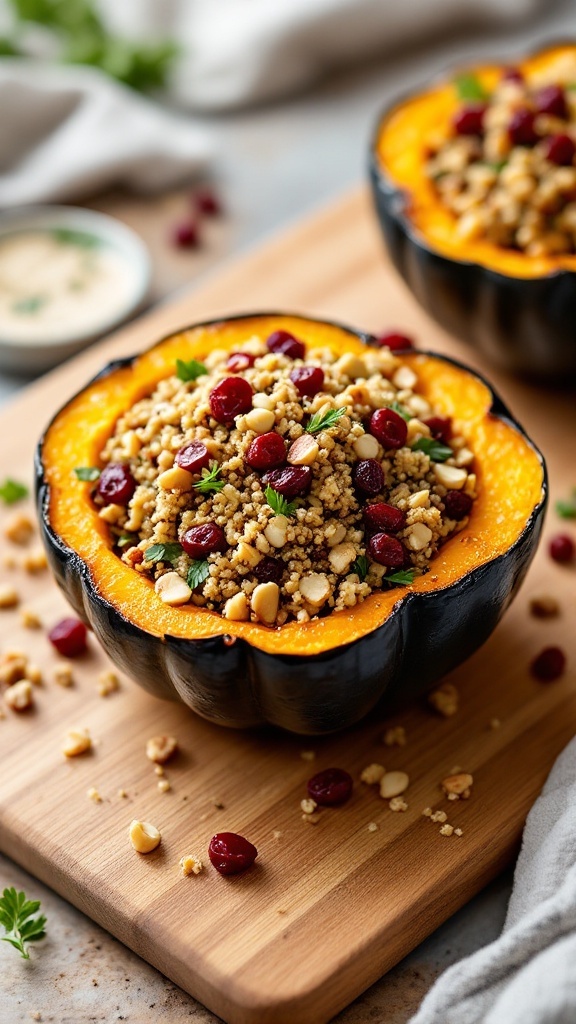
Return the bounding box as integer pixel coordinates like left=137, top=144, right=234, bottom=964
left=0, top=205, right=151, bottom=373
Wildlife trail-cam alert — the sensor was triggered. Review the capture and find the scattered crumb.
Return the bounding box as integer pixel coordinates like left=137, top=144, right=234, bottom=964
left=53, top=661, right=74, bottom=687
left=380, top=770, right=409, bottom=799
left=212, top=799, right=225, bottom=810
left=0, top=652, right=27, bottom=685
left=383, top=726, right=407, bottom=747
left=180, top=854, right=203, bottom=876
left=277, top=908, right=287, bottom=915
left=454, top=828, right=463, bottom=837
left=29, top=1013, right=41, bottom=1022
left=389, top=797, right=408, bottom=812
left=272, top=830, right=282, bottom=840
left=146, top=734, right=178, bottom=764
left=154, top=764, right=164, bottom=776
left=367, top=822, right=379, bottom=832
left=529, top=595, right=560, bottom=619
left=4, top=513, right=34, bottom=546
left=157, top=779, right=171, bottom=793
left=428, top=682, right=459, bottom=717
left=490, top=717, right=501, bottom=730
left=422, top=807, right=433, bottom=818
left=2, top=554, right=16, bottom=569
left=22, top=548, right=48, bottom=573
left=442, top=773, right=473, bottom=800
left=20, top=607, right=41, bottom=629
left=118, top=789, right=128, bottom=799
left=0, top=584, right=19, bottom=609
left=302, top=812, right=321, bottom=824
left=5, top=678, right=33, bottom=711
left=300, top=750, right=316, bottom=762
left=439, top=824, right=454, bottom=837
left=360, top=763, right=386, bottom=785
left=97, top=670, right=120, bottom=697
left=62, top=728, right=91, bottom=757
left=430, top=810, right=448, bottom=823
left=87, top=787, right=102, bottom=803
left=300, top=798, right=317, bottom=815
left=26, top=663, right=42, bottom=685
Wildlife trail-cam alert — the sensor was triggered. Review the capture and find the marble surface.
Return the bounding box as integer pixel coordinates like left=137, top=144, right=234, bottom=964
left=1, top=2, right=575, bottom=1019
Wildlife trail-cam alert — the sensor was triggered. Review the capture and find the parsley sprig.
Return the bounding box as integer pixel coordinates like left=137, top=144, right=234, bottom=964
left=351, top=555, right=369, bottom=581
left=0, top=479, right=28, bottom=504
left=383, top=568, right=417, bottom=586
left=388, top=400, right=412, bottom=422
left=144, top=542, right=182, bottom=565
left=73, top=466, right=100, bottom=482
left=556, top=488, right=576, bottom=519
left=265, top=485, right=297, bottom=517
left=0, top=887, right=46, bottom=960
left=187, top=560, right=210, bottom=590
left=194, top=463, right=224, bottom=495
left=454, top=73, right=488, bottom=101
left=411, top=437, right=453, bottom=463
left=176, top=359, right=208, bottom=383
left=306, top=407, right=347, bottom=435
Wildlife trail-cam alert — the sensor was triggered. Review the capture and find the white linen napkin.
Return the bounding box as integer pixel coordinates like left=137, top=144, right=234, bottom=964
left=0, top=61, right=211, bottom=207
left=409, top=736, right=576, bottom=1024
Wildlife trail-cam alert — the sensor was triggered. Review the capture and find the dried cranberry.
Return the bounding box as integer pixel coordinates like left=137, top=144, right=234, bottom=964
left=549, top=533, right=575, bottom=563
left=307, top=768, right=353, bottom=806
left=262, top=465, right=312, bottom=498
left=289, top=365, right=325, bottom=397
left=453, top=103, right=487, bottom=136
left=194, top=188, right=221, bottom=216
left=541, top=133, right=576, bottom=166
left=48, top=617, right=88, bottom=657
left=509, top=109, right=539, bottom=146
left=226, top=352, right=256, bottom=373
left=266, top=330, right=305, bottom=360
left=353, top=459, right=384, bottom=496
left=181, top=523, right=226, bottom=559
left=502, top=66, right=524, bottom=83
left=172, top=220, right=200, bottom=248
left=374, top=331, right=415, bottom=352
left=208, top=832, right=258, bottom=875
left=364, top=502, right=406, bottom=534
left=253, top=556, right=284, bottom=584
left=424, top=416, right=452, bottom=444
left=209, top=377, right=253, bottom=422
left=367, top=532, right=406, bottom=568
left=530, top=646, right=566, bottom=682
left=175, top=441, right=211, bottom=474
left=444, top=491, right=473, bottom=520
left=97, top=464, right=136, bottom=505
left=535, top=85, right=567, bottom=119
left=369, top=408, right=408, bottom=450
left=246, top=432, right=285, bottom=471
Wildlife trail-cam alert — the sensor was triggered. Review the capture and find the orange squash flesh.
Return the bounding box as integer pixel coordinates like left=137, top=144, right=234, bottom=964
left=376, top=43, right=576, bottom=278
left=42, top=315, right=544, bottom=657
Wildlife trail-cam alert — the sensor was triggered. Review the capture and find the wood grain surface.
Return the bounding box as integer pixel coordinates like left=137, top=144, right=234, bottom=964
left=0, top=187, right=575, bottom=1024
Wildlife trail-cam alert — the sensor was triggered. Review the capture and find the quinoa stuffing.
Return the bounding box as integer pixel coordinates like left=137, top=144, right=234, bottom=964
left=426, top=59, right=576, bottom=256
left=88, top=327, right=476, bottom=627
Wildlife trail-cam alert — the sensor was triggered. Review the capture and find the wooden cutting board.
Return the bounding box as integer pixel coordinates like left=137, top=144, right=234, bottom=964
left=1, top=187, right=575, bottom=1024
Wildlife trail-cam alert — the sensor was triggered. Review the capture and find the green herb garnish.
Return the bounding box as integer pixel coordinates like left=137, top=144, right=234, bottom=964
left=454, top=73, right=488, bottom=101
left=383, top=568, right=417, bottom=585
left=176, top=358, right=209, bottom=383
left=485, top=160, right=508, bottom=173
left=73, top=466, right=101, bottom=482
left=388, top=400, right=412, bottom=422
left=194, top=463, right=224, bottom=495
left=265, top=485, right=297, bottom=518
left=144, top=542, right=182, bottom=565
left=556, top=488, right=576, bottom=519
left=12, top=295, right=46, bottom=315
left=52, top=228, right=101, bottom=249
left=351, top=555, right=369, bottom=581
left=117, top=532, right=138, bottom=549
left=305, top=407, right=347, bottom=435
left=0, top=887, right=46, bottom=960
left=187, top=560, right=210, bottom=590
left=411, top=437, right=453, bottom=462
left=0, top=479, right=28, bottom=504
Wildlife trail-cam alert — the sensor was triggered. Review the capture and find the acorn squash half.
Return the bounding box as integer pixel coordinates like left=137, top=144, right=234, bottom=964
left=371, top=43, right=576, bottom=378
left=36, top=314, right=546, bottom=734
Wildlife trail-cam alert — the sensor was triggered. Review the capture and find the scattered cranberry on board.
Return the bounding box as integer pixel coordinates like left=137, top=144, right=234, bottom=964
left=172, top=221, right=201, bottom=250
left=48, top=618, right=88, bottom=657
left=208, top=832, right=258, bottom=875
left=530, top=647, right=566, bottom=683
left=549, top=534, right=575, bottom=564
left=307, top=768, right=353, bottom=806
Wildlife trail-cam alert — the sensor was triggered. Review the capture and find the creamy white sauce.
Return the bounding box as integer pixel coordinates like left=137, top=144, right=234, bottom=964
left=0, top=229, right=141, bottom=343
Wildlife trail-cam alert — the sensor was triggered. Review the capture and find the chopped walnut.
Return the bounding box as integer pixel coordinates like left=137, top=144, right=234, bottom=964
left=442, top=772, right=473, bottom=799
left=146, top=734, right=178, bottom=764
left=26, top=663, right=42, bottom=686
left=62, top=728, right=91, bottom=757
left=439, top=824, right=454, bottom=837
left=428, top=682, right=459, bottom=717
left=430, top=810, right=448, bottom=823
left=383, top=726, right=407, bottom=747
left=300, top=798, right=317, bottom=814
left=0, top=585, right=19, bottom=609
left=0, top=652, right=27, bottom=685
left=4, top=514, right=34, bottom=546
left=5, top=678, right=33, bottom=711
left=389, top=797, right=408, bottom=812
left=53, top=662, right=74, bottom=687
left=20, top=607, right=41, bottom=629
left=360, top=763, right=386, bottom=785
left=97, top=670, right=120, bottom=697
left=180, top=854, right=204, bottom=876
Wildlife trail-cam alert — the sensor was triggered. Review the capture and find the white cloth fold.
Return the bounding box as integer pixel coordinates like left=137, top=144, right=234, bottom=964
left=410, top=737, right=576, bottom=1024
left=0, top=61, right=211, bottom=207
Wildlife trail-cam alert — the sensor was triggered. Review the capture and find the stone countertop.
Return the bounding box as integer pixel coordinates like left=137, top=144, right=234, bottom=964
left=1, top=2, right=574, bottom=1019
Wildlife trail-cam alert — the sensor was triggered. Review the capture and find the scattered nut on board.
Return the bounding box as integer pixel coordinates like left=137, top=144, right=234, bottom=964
left=428, top=682, right=459, bottom=717
left=22, top=548, right=48, bottom=573
left=180, top=854, right=203, bottom=876
left=383, top=726, right=407, bottom=747
left=300, top=798, right=317, bottom=815
left=146, top=734, right=178, bottom=764
left=441, top=773, right=473, bottom=800
left=0, top=584, right=19, bottom=609
left=129, top=820, right=161, bottom=854
left=529, top=595, right=560, bottom=619
left=389, top=797, right=408, bottom=812
left=20, top=607, right=41, bottom=629
left=97, top=670, right=120, bottom=697
left=5, top=678, right=33, bottom=711
left=4, top=513, right=34, bottom=546
left=379, top=770, right=409, bottom=799
left=53, top=662, right=74, bottom=687
left=62, top=729, right=91, bottom=757
left=360, top=763, right=386, bottom=785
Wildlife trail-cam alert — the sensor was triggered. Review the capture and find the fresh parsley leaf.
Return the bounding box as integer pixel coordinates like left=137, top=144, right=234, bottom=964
left=556, top=489, right=576, bottom=519
left=52, top=228, right=101, bottom=248
left=176, top=358, right=208, bottom=383
left=388, top=400, right=412, bottom=422
left=454, top=73, right=488, bottom=101
left=383, top=568, right=417, bottom=585
left=0, top=887, right=46, bottom=960
left=194, top=463, right=224, bottom=494
left=411, top=437, right=453, bottom=462
left=484, top=160, right=508, bottom=173
left=265, top=485, right=297, bottom=517
left=12, top=295, right=46, bottom=315
left=305, top=407, right=347, bottom=435
left=0, top=479, right=28, bottom=504
left=144, top=542, right=182, bottom=565
left=117, top=532, right=138, bottom=549
left=351, top=555, right=369, bottom=581
left=73, top=466, right=100, bottom=482
left=187, top=560, right=210, bottom=590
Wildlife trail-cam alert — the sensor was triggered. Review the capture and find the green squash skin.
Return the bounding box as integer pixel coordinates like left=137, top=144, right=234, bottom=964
left=35, top=315, right=547, bottom=735
left=370, top=128, right=576, bottom=381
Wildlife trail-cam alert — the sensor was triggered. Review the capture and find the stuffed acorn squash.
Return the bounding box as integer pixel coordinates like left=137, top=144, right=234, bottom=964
left=36, top=314, right=546, bottom=734
left=371, top=43, right=576, bottom=377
